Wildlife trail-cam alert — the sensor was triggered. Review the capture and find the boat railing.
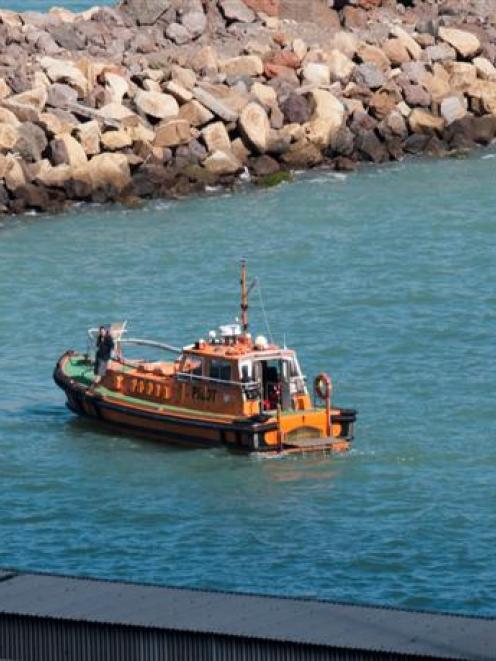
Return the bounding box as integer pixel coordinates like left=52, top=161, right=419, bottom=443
left=176, top=371, right=260, bottom=391
left=87, top=328, right=181, bottom=355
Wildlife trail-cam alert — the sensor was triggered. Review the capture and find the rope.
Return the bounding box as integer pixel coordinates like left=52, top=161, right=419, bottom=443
left=257, top=280, right=274, bottom=344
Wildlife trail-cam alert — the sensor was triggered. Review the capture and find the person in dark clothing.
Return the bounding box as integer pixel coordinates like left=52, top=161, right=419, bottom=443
left=94, top=326, right=115, bottom=384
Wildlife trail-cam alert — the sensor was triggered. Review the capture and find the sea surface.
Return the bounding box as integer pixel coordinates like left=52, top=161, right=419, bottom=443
left=6, top=0, right=112, bottom=12
left=1, top=150, right=496, bottom=616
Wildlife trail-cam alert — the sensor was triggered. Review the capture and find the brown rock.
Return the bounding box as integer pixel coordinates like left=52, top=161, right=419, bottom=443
left=203, top=150, right=242, bottom=175
left=0, top=155, right=26, bottom=191
left=239, top=102, right=270, bottom=153
left=281, top=140, right=323, bottom=168
left=390, top=26, right=422, bottom=61
left=201, top=122, right=231, bottom=153
left=327, top=50, right=355, bottom=83
left=51, top=134, right=88, bottom=168
left=383, top=39, right=410, bottom=66
left=3, top=87, right=47, bottom=122
left=76, top=120, right=101, bottom=156
left=101, top=129, right=133, bottom=151
left=242, top=0, right=279, bottom=17
left=221, top=55, right=264, bottom=78
left=13, top=183, right=50, bottom=211
left=40, top=57, right=88, bottom=98
left=154, top=119, right=192, bottom=147
left=179, top=100, right=214, bottom=127
left=369, top=90, right=397, bottom=120
left=0, top=124, right=18, bottom=150
left=135, top=91, right=179, bottom=121
left=438, top=27, right=480, bottom=59
left=86, top=153, right=131, bottom=191
left=409, top=109, right=445, bottom=134
left=358, top=44, right=391, bottom=72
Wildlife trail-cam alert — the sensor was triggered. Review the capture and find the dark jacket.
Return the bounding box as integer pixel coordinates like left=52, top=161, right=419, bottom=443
left=96, top=334, right=114, bottom=362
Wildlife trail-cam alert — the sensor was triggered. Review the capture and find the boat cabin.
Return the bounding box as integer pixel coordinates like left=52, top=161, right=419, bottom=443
left=175, top=323, right=311, bottom=417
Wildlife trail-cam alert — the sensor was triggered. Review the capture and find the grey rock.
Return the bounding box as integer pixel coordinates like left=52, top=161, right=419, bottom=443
left=166, top=23, right=191, bottom=45
left=355, top=130, right=388, bottom=163
left=15, top=122, right=48, bottom=162
left=354, top=63, right=386, bottom=90
left=219, top=0, right=256, bottom=23
left=47, top=83, right=78, bottom=109
left=424, top=43, right=456, bottom=62
left=50, top=25, right=86, bottom=51
left=35, top=31, right=61, bottom=55
left=192, top=87, right=238, bottom=122
left=181, top=12, right=207, bottom=38
left=280, top=94, right=311, bottom=124
left=402, top=83, right=430, bottom=108
left=120, top=0, right=172, bottom=26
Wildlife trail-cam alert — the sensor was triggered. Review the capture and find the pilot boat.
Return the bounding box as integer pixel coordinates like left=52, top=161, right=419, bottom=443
left=54, top=262, right=357, bottom=455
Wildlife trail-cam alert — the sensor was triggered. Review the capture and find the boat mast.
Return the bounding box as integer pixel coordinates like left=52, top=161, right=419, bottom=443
left=241, top=259, right=248, bottom=334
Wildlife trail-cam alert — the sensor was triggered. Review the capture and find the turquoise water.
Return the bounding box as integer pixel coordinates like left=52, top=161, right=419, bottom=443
left=1, top=152, right=496, bottom=616
left=5, top=0, right=111, bottom=12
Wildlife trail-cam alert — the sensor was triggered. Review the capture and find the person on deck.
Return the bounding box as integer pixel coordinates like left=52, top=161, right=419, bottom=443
left=94, top=326, right=114, bottom=384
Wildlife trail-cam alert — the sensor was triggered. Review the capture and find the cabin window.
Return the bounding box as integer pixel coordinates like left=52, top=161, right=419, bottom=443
left=209, top=359, right=231, bottom=381
left=239, top=361, right=253, bottom=382
left=183, top=356, right=203, bottom=376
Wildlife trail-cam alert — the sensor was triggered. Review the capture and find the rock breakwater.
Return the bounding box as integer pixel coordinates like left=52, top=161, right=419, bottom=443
left=0, top=0, right=496, bottom=213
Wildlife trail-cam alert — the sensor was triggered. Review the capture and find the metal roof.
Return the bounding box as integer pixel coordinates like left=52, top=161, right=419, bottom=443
left=0, top=569, right=495, bottom=659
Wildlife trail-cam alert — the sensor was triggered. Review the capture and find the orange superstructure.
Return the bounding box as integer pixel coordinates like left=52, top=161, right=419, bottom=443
left=54, top=263, right=356, bottom=455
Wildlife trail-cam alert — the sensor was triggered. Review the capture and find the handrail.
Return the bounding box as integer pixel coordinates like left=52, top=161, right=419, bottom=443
left=120, top=338, right=182, bottom=354
left=176, top=371, right=260, bottom=389
left=88, top=328, right=181, bottom=355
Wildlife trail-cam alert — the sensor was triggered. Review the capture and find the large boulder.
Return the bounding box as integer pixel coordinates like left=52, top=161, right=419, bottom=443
left=280, top=94, right=311, bottom=124
left=438, top=27, right=480, bottom=59
left=51, top=134, right=88, bottom=168
left=241, top=0, right=279, bottom=17
left=239, top=102, right=270, bottom=153
left=440, top=96, right=467, bottom=125
left=120, top=0, right=172, bottom=25
left=219, top=0, right=256, bottom=23
left=40, top=57, right=88, bottom=97
left=47, top=83, right=78, bottom=109
left=309, top=89, right=345, bottom=126
left=327, top=50, right=355, bottom=82
left=134, top=91, right=179, bottom=121
left=221, top=56, right=264, bottom=78
left=202, top=122, right=231, bottom=153
left=179, top=100, right=214, bottom=126
left=203, top=150, right=242, bottom=175
left=15, top=121, right=48, bottom=162
left=76, top=120, right=101, bottom=156
left=154, top=119, right=192, bottom=147
left=0, top=124, right=18, bottom=150
left=86, top=153, right=131, bottom=191
left=3, top=87, right=47, bottom=122
left=302, top=63, right=330, bottom=87
left=409, top=109, right=445, bottom=134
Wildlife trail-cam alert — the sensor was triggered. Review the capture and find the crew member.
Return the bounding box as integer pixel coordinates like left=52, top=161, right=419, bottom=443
left=94, top=326, right=114, bottom=384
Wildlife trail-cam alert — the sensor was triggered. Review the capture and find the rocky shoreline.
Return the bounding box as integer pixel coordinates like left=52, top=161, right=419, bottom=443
left=0, top=0, right=496, bottom=214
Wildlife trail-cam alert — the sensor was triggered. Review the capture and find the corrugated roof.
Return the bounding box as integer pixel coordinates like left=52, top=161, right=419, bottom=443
left=0, top=569, right=494, bottom=659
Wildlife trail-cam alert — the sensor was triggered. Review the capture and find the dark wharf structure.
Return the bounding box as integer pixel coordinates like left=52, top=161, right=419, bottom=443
left=0, top=569, right=495, bottom=660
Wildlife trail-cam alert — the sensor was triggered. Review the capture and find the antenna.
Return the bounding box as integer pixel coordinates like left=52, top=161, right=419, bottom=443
left=240, top=258, right=248, bottom=334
